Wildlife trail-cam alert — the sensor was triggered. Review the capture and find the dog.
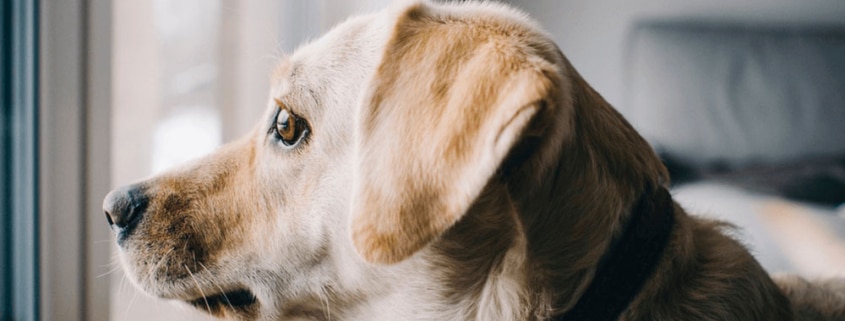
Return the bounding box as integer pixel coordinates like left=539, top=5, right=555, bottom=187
left=104, top=1, right=845, bottom=320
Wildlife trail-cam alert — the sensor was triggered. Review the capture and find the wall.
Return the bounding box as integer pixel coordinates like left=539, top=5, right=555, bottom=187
left=506, top=0, right=845, bottom=112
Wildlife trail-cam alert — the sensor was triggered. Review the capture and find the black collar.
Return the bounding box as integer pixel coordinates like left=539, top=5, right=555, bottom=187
left=554, top=186, right=676, bottom=321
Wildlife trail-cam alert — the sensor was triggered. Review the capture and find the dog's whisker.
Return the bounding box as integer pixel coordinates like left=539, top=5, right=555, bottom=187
left=145, top=248, right=174, bottom=286
left=192, top=251, right=198, bottom=271
left=319, top=284, right=332, bottom=321
left=185, top=264, right=211, bottom=312
left=123, top=276, right=142, bottom=321
left=96, top=257, right=124, bottom=279
left=130, top=247, right=173, bottom=314
left=97, top=264, right=123, bottom=278
left=118, top=270, right=128, bottom=294
left=198, top=262, right=237, bottom=312
left=109, top=257, right=122, bottom=269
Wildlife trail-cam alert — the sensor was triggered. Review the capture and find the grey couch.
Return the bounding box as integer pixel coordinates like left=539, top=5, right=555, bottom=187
left=625, top=23, right=845, bottom=276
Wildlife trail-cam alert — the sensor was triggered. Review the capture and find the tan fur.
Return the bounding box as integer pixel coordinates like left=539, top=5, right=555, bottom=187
left=776, top=275, right=845, bottom=320
left=107, top=1, right=844, bottom=320
left=351, top=3, right=558, bottom=264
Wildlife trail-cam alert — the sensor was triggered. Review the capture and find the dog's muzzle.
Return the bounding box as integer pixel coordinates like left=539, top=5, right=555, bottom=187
left=103, top=183, right=148, bottom=243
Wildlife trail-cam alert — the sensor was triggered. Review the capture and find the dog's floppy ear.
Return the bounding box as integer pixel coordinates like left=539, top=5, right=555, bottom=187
left=351, top=4, right=556, bottom=264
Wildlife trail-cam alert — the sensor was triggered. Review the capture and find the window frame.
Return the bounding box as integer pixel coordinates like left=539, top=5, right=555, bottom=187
left=38, top=0, right=111, bottom=320
left=2, top=0, right=39, bottom=320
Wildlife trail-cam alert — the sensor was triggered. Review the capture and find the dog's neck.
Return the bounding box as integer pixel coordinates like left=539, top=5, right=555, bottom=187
left=554, top=185, right=675, bottom=321
left=505, top=62, right=670, bottom=319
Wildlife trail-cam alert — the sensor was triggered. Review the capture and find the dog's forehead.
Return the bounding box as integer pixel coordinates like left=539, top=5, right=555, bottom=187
left=270, top=12, right=386, bottom=100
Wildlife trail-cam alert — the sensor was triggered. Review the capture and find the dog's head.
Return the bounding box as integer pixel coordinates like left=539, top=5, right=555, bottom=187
left=105, top=2, right=663, bottom=320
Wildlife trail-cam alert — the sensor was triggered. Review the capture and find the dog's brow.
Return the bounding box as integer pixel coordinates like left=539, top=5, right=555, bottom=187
left=271, top=58, right=292, bottom=88
left=270, top=62, right=322, bottom=122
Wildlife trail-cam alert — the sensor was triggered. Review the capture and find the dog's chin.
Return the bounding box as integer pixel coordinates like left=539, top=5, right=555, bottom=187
left=183, top=288, right=260, bottom=318
left=141, top=278, right=261, bottom=318
left=121, top=260, right=261, bottom=318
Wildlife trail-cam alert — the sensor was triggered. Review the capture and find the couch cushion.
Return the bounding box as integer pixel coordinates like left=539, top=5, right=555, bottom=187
left=627, top=24, right=845, bottom=169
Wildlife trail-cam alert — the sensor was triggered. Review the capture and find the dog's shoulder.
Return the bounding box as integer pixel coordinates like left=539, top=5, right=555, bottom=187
left=628, top=212, right=794, bottom=321
left=775, top=275, right=845, bottom=320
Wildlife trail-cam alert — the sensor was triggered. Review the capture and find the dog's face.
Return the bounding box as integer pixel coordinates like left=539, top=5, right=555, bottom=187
left=105, top=2, right=564, bottom=320
left=106, top=13, right=388, bottom=320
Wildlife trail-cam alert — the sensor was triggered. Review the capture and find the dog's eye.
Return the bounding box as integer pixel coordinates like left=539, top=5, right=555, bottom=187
left=274, top=99, right=309, bottom=146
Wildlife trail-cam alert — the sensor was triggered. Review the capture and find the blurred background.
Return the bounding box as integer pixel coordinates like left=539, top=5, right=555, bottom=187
left=2, top=0, right=844, bottom=320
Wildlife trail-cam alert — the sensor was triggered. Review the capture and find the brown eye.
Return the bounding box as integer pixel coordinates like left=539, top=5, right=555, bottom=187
left=274, top=99, right=308, bottom=146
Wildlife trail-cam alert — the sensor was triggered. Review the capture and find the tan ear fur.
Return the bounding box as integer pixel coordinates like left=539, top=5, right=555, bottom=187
left=351, top=3, right=557, bottom=264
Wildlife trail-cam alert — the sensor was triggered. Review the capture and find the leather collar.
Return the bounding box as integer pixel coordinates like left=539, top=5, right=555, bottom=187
left=554, top=185, right=676, bottom=321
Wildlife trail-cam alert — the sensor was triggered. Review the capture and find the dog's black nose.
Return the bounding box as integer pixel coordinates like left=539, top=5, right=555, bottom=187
left=103, top=184, right=148, bottom=236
